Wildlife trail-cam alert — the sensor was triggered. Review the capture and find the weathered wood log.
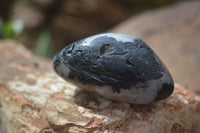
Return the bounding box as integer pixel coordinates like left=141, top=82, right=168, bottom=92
left=0, top=40, right=200, bottom=132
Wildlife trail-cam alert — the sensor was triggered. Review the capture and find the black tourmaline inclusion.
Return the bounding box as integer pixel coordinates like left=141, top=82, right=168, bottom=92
left=53, top=33, right=174, bottom=104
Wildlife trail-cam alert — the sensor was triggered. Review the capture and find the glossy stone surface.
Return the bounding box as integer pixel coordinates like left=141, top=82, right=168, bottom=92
left=53, top=33, right=174, bottom=104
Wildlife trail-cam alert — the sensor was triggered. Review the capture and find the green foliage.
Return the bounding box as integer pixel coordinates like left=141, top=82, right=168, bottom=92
left=34, top=28, right=55, bottom=58
left=0, top=19, right=24, bottom=39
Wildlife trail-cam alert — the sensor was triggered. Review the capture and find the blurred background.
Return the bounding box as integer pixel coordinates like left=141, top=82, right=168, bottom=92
left=0, top=0, right=200, bottom=93
left=0, top=0, right=183, bottom=57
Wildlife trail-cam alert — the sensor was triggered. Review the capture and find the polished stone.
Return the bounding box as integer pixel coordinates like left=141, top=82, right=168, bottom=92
left=53, top=33, right=174, bottom=104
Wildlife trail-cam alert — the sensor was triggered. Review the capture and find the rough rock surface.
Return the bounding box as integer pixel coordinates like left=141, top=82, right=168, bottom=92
left=0, top=41, right=200, bottom=133
left=110, top=1, right=200, bottom=93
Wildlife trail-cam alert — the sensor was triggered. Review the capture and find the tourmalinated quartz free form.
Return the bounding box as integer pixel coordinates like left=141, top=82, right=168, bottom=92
left=53, top=33, right=174, bottom=104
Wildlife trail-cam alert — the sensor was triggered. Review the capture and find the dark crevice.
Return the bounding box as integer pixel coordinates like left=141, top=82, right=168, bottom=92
left=100, top=44, right=112, bottom=55
left=126, top=59, right=135, bottom=66
left=84, top=68, right=102, bottom=77
left=71, top=44, right=75, bottom=52
left=76, top=49, right=83, bottom=53
left=66, top=44, right=75, bottom=54
left=136, top=70, right=142, bottom=78
left=112, top=87, right=121, bottom=93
